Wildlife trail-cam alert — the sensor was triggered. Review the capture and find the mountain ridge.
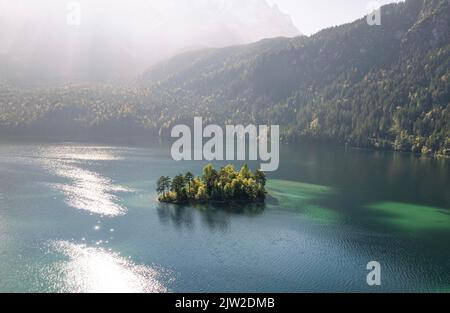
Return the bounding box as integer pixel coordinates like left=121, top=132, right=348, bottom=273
left=138, top=0, right=449, bottom=155
left=0, top=0, right=301, bottom=83
left=1, top=0, right=449, bottom=156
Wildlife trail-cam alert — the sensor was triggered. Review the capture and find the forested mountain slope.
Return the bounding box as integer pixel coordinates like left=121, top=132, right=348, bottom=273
left=1, top=0, right=449, bottom=155
left=140, top=0, right=449, bottom=155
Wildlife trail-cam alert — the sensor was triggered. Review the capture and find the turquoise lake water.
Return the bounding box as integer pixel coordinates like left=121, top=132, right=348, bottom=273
left=0, top=139, right=449, bottom=292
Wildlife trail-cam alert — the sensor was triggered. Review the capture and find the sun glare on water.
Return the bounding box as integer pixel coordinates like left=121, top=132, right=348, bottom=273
left=39, top=146, right=134, bottom=217
left=45, top=241, right=169, bottom=293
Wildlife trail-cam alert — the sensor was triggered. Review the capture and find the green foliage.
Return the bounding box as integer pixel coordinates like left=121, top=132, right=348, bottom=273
left=255, top=170, right=267, bottom=187
left=156, top=176, right=171, bottom=198
left=141, top=0, right=450, bottom=156
left=156, top=176, right=165, bottom=196
left=1, top=0, right=448, bottom=156
left=184, top=171, right=194, bottom=191
left=157, top=164, right=267, bottom=204
left=171, top=174, right=187, bottom=201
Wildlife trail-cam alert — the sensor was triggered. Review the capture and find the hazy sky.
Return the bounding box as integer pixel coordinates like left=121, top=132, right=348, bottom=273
left=0, top=0, right=405, bottom=81
left=268, top=0, right=404, bottom=35
left=0, top=0, right=302, bottom=81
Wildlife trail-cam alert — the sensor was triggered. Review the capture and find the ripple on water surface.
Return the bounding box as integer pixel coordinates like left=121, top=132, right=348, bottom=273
left=43, top=241, right=169, bottom=293
left=38, top=146, right=134, bottom=217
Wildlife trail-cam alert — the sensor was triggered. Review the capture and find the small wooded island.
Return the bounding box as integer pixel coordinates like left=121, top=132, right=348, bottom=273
left=157, top=164, right=267, bottom=204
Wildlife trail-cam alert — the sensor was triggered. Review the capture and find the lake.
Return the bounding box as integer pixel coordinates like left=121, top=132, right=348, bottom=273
left=0, top=138, right=449, bottom=292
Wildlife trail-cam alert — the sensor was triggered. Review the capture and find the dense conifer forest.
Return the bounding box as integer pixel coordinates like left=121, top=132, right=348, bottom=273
left=1, top=0, right=448, bottom=156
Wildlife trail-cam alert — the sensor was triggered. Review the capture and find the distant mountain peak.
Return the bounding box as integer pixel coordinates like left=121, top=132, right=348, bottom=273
left=0, top=0, right=301, bottom=83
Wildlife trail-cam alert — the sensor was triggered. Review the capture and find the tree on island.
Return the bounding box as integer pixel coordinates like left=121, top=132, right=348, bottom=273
left=156, top=176, right=171, bottom=198
left=202, top=164, right=219, bottom=197
left=156, top=164, right=267, bottom=204
left=171, top=174, right=187, bottom=202
left=255, top=170, right=267, bottom=187
left=185, top=172, right=194, bottom=189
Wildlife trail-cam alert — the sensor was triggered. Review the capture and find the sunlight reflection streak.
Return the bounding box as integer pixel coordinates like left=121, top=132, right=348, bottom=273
left=45, top=241, right=168, bottom=293
left=38, top=146, right=134, bottom=216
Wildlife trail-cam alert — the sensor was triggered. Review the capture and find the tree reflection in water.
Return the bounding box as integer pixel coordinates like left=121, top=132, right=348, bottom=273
left=156, top=202, right=265, bottom=231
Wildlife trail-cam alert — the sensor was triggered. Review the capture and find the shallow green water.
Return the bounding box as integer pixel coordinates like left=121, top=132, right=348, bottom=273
left=0, top=139, right=449, bottom=292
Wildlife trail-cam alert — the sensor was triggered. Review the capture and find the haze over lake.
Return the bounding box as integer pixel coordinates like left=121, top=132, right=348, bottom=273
left=0, top=138, right=448, bottom=292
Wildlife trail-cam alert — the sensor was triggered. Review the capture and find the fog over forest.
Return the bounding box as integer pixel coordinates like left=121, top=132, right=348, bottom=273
left=0, top=0, right=301, bottom=83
